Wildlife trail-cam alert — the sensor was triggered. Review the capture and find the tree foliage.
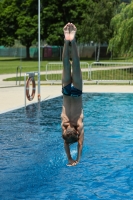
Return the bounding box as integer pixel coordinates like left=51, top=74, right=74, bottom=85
left=108, top=1, right=133, bottom=57
left=79, top=0, right=119, bottom=43
left=0, top=0, right=19, bottom=46
left=0, top=1, right=4, bottom=45
left=41, top=0, right=86, bottom=45
left=78, top=0, right=119, bottom=60
left=16, top=0, right=38, bottom=58
left=0, top=0, right=123, bottom=59
left=0, top=0, right=38, bottom=58
left=0, top=0, right=86, bottom=57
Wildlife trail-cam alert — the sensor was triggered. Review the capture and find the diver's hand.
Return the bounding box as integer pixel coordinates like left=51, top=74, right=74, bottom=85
left=67, top=159, right=78, bottom=167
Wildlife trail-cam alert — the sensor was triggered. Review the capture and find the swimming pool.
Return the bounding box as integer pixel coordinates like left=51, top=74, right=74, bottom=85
left=1, top=93, right=133, bottom=200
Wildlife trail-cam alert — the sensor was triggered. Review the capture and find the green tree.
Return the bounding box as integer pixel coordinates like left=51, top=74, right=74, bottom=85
left=0, top=0, right=38, bottom=59
left=0, top=1, right=4, bottom=45
left=41, top=0, right=86, bottom=45
left=108, top=1, right=133, bottom=57
left=0, top=0, right=19, bottom=46
left=16, top=0, right=38, bottom=59
left=79, top=0, right=119, bottom=61
left=1, top=0, right=86, bottom=57
left=0, top=0, right=121, bottom=60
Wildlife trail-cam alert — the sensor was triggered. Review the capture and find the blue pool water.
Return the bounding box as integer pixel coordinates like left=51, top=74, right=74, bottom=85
left=1, top=93, right=133, bottom=200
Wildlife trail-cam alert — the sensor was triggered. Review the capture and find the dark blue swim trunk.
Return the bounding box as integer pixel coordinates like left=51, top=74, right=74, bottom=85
left=62, top=83, right=82, bottom=97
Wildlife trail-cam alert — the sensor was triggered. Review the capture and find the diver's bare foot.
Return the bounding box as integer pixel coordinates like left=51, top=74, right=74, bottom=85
left=63, top=23, right=77, bottom=41
left=69, top=23, right=77, bottom=41
left=63, top=23, right=70, bottom=41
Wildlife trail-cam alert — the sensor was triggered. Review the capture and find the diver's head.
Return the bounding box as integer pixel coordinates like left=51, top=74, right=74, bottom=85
left=62, top=126, right=79, bottom=144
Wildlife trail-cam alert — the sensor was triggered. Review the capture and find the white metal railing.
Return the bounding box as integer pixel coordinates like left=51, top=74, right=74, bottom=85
left=16, top=66, right=22, bottom=86
left=45, top=62, right=90, bottom=84
left=45, top=61, right=133, bottom=84
left=89, top=62, right=133, bottom=83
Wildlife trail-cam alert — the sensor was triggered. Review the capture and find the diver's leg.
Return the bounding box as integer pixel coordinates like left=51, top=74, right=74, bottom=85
left=70, top=23, right=82, bottom=91
left=62, top=23, right=71, bottom=87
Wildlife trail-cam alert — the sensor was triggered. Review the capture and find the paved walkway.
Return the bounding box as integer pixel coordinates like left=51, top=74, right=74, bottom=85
left=0, top=73, right=133, bottom=114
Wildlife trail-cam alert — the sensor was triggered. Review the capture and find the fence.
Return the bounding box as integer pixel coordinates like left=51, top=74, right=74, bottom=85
left=89, top=62, right=133, bottom=83
left=0, top=45, right=110, bottom=59
left=16, top=66, right=22, bottom=86
left=45, top=61, right=133, bottom=84
left=0, top=47, right=26, bottom=57
left=45, top=62, right=90, bottom=84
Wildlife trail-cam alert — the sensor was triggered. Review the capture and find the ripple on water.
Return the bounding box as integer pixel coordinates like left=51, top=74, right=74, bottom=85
left=1, top=94, right=133, bottom=199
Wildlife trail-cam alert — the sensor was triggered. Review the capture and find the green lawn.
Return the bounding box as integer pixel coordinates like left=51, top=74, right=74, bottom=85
left=0, top=57, right=116, bottom=74
left=0, top=58, right=48, bottom=74
left=0, top=58, right=91, bottom=77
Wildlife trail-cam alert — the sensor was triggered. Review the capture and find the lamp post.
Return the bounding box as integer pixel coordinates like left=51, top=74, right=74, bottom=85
left=38, top=0, right=41, bottom=101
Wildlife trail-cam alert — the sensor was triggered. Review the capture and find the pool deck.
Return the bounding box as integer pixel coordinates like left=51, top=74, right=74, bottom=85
left=0, top=74, right=133, bottom=113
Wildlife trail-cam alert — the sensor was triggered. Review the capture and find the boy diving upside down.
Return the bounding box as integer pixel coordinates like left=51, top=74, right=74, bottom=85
left=61, top=23, right=84, bottom=166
